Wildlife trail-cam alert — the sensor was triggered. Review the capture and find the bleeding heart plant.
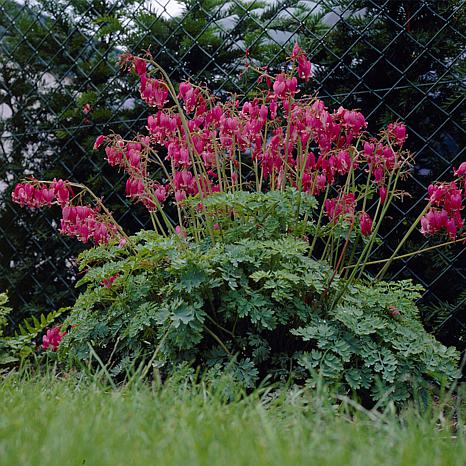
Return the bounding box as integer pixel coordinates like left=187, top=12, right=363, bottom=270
left=10, top=45, right=463, bottom=401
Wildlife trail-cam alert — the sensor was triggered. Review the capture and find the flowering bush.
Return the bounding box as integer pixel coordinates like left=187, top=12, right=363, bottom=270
left=12, top=45, right=463, bottom=403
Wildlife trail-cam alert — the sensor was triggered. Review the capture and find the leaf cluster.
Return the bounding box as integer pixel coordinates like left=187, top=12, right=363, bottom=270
left=0, top=291, right=68, bottom=366
left=60, top=194, right=459, bottom=404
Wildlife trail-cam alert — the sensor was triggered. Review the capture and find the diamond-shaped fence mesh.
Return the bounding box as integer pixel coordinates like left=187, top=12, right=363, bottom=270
left=0, top=0, right=464, bottom=346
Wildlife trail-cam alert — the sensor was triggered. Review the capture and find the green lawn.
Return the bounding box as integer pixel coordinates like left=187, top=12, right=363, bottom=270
left=0, top=373, right=464, bottom=466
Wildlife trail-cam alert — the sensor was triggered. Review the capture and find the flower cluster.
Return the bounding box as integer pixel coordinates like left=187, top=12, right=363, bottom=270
left=12, top=44, right=465, bottom=253
left=42, top=327, right=66, bottom=352
left=12, top=179, right=70, bottom=208
left=60, top=204, right=119, bottom=244
left=291, top=42, right=312, bottom=81
left=421, top=173, right=465, bottom=239
left=11, top=178, right=120, bottom=245
left=94, top=44, right=418, bottom=242
left=324, top=194, right=356, bottom=224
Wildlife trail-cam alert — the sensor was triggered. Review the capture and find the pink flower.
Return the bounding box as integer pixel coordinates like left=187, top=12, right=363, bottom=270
left=42, top=327, right=66, bottom=352
left=325, top=194, right=356, bottom=223
left=126, top=178, right=144, bottom=197
left=420, top=206, right=463, bottom=240
left=364, top=142, right=374, bottom=157
left=273, top=74, right=287, bottom=98
left=420, top=209, right=448, bottom=236
left=269, top=101, right=278, bottom=120
left=286, top=77, right=298, bottom=94
left=175, top=225, right=187, bottom=238
left=175, top=190, right=186, bottom=202
left=315, top=174, right=327, bottom=194
left=62, top=206, right=77, bottom=223
left=105, top=146, right=123, bottom=166
left=60, top=203, right=118, bottom=245
left=93, top=223, right=109, bottom=244
left=387, top=122, right=407, bottom=145
left=41, top=187, right=55, bottom=205
left=379, top=186, right=387, bottom=204
left=332, top=150, right=351, bottom=175
left=445, top=191, right=462, bottom=211
left=155, top=185, right=168, bottom=203
left=127, top=148, right=141, bottom=168
left=359, top=212, right=373, bottom=236
left=93, top=135, right=105, bottom=150
left=12, top=183, right=38, bottom=207
left=134, top=58, right=146, bottom=76
left=445, top=218, right=457, bottom=239
left=174, top=171, right=197, bottom=195
left=141, top=78, right=168, bottom=108
left=291, top=42, right=312, bottom=81
left=55, top=187, right=70, bottom=207
left=178, top=81, right=200, bottom=113
left=100, top=273, right=119, bottom=288
left=454, top=162, right=466, bottom=178
left=298, top=58, right=312, bottom=81
left=339, top=108, right=366, bottom=133
left=12, top=180, right=73, bottom=209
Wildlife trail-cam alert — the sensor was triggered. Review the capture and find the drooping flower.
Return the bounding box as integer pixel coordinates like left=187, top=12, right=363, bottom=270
left=105, top=146, right=123, bottom=166
left=359, top=212, right=373, bottom=236
left=379, top=186, right=387, bottom=204
left=454, top=162, right=466, bottom=178
left=325, top=194, right=356, bottom=223
left=93, top=135, right=105, bottom=150
left=141, top=78, right=168, bottom=108
left=134, top=57, right=147, bottom=76
left=291, top=42, right=312, bottom=81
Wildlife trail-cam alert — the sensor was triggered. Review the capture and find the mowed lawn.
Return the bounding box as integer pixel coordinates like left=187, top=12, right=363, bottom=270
left=0, top=373, right=464, bottom=466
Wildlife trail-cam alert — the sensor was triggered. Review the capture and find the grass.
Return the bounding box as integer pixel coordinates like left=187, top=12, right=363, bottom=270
left=0, top=371, right=464, bottom=466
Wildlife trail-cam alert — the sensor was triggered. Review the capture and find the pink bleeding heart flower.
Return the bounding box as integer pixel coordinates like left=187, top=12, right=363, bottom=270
left=454, top=162, right=466, bottom=178
left=42, top=327, right=66, bottom=352
left=94, top=135, right=105, bottom=150
left=359, top=212, right=373, bottom=236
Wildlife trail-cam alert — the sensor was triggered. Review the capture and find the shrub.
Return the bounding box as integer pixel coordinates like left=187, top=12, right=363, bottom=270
left=11, top=45, right=463, bottom=403
left=56, top=190, right=458, bottom=404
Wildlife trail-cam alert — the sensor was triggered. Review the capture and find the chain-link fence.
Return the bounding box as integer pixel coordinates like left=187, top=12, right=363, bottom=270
left=1, top=0, right=464, bottom=347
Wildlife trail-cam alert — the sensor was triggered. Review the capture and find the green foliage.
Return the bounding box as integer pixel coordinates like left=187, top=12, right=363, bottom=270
left=0, top=292, right=12, bottom=335
left=186, top=189, right=318, bottom=241
left=293, top=281, right=459, bottom=402
left=60, top=193, right=459, bottom=404
left=0, top=291, right=68, bottom=366
left=2, top=373, right=465, bottom=466
left=421, top=288, right=466, bottom=332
